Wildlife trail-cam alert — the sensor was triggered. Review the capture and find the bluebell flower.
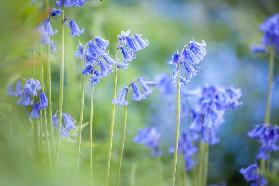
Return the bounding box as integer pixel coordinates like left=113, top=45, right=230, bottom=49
left=169, top=40, right=206, bottom=85
left=103, top=55, right=116, bottom=65
left=117, top=30, right=148, bottom=69
left=98, top=61, right=112, bottom=77
left=74, top=43, right=84, bottom=59
left=169, top=130, right=197, bottom=171
left=259, top=13, right=279, bottom=53
left=50, top=8, right=62, bottom=17
left=52, top=112, right=76, bottom=137
left=30, top=103, right=40, bottom=119
left=134, top=127, right=161, bottom=157
left=90, top=70, right=102, bottom=86
left=95, top=36, right=109, bottom=50
left=23, top=79, right=41, bottom=96
left=68, top=19, right=84, bottom=37
left=130, top=82, right=144, bottom=101
left=82, top=63, right=94, bottom=75
left=39, top=92, right=48, bottom=109
left=137, top=78, right=157, bottom=98
left=62, top=113, right=76, bottom=130
left=87, top=40, right=106, bottom=58
left=112, top=87, right=129, bottom=106
left=39, top=19, right=57, bottom=37
left=56, top=0, right=86, bottom=7
left=7, top=80, right=22, bottom=97
left=156, top=74, right=174, bottom=95
left=240, top=164, right=267, bottom=186
left=16, top=93, right=33, bottom=106
left=248, top=124, right=279, bottom=160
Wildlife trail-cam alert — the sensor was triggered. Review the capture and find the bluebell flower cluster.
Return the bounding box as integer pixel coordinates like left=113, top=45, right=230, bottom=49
left=50, top=8, right=62, bottom=17
left=190, top=85, right=242, bottom=145
left=169, top=40, right=206, bottom=85
left=240, top=164, right=267, bottom=186
left=169, top=130, right=198, bottom=171
left=52, top=112, right=76, bottom=137
left=134, top=127, right=161, bottom=157
left=112, top=78, right=157, bottom=105
left=7, top=79, right=48, bottom=119
left=56, top=0, right=87, bottom=7
left=75, top=36, right=116, bottom=86
left=117, top=31, right=149, bottom=69
left=248, top=124, right=279, bottom=160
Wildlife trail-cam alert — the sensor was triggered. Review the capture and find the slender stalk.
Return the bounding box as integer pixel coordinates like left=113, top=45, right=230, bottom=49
left=158, top=157, right=164, bottom=186
left=77, top=76, right=85, bottom=168
left=106, top=63, right=118, bottom=186
left=195, top=142, right=204, bottom=186
left=261, top=49, right=275, bottom=173
left=171, top=61, right=181, bottom=186
left=32, top=120, right=39, bottom=160
left=90, top=86, right=95, bottom=186
left=130, top=163, right=137, bottom=186
left=116, top=101, right=129, bottom=186
left=264, top=49, right=274, bottom=125
left=45, top=0, right=54, bottom=165
left=56, top=6, right=65, bottom=166
left=202, top=143, right=209, bottom=186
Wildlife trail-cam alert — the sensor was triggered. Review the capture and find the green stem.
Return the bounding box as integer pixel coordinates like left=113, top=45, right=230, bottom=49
left=46, top=0, right=54, bottom=166
left=261, top=49, right=275, bottom=173
left=106, top=64, right=118, bottom=186
left=56, top=6, right=65, bottom=166
left=202, top=143, right=209, bottom=186
left=77, top=76, right=85, bottom=169
left=196, top=142, right=204, bottom=186
left=264, top=49, right=274, bottom=125
left=116, top=103, right=129, bottom=186
left=32, top=120, right=39, bottom=161
left=90, top=86, right=95, bottom=186
left=172, top=62, right=181, bottom=186
left=130, top=163, right=137, bottom=186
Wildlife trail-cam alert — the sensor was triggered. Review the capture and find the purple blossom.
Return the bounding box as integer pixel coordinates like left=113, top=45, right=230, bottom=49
left=56, top=0, right=86, bottom=7
left=30, top=103, right=40, bottom=119
left=240, top=164, right=267, bottom=186
left=112, top=87, right=129, bottom=106
left=68, top=19, right=84, bottom=37
left=50, top=8, right=62, bottom=17
left=39, top=92, right=48, bottom=109
left=134, top=127, right=161, bottom=157
left=52, top=112, right=76, bottom=137
left=248, top=124, right=279, bottom=160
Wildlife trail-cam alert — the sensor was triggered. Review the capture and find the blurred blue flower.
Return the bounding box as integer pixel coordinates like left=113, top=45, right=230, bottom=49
left=240, top=163, right=267, bottom=186
left=39, top=92, right=48, bottom=109
left=52, top=112, right=76, bottom=137
left=23, top=79, right=41, bottom=96
left=112, top=87, right=129, bottom=106
left=134, top=127, right=161, bottom=157
left=68, top=19, right=84, bottom=37
left=260, top=13, right=279, bottom=53
left=56, top=0, right=86, bottom=7
left=50, top=8, right=62, bottom=17
left=169, top=130, right=197, bottom=171
left=30, top=103, right=40, bottom=119
left=7, top=80, right=22, bottom=97
left=250, top=45, right=267, bottom=54
left=131, top=82, right=144, bottom=101
left=190, top=85, right=242, bottom=145
left=74, top=43, right=84, bottom=59
left=248, top=124, right=279, bottom=160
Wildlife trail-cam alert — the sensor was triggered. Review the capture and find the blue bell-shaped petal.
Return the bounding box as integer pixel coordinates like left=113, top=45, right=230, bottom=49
left=94, top=36, right=109, bottom=50
left=112, top=87, right=129, bottom=106
left=68, top=19, right=84, bottom=37
left=62, top=113, right=75, bottom=130
left=30, top=103, right=41, bottom=119
left=130, top=82, right=143, bottom=101
left=39, top=91, right=48, bottom=109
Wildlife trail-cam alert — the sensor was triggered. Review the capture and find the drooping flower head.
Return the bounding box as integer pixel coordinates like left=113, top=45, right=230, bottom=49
left=76, top=36, right=116, bottom=86
left=52, top=112, right=76, bottom=137
left=117, top=30, right=149, bottom=69
left=50, top=8, right=62, bottom=17
left=169, top=40, right=206, bottom=85
left=38, top=19, right=57, bottom=50
left=248, top=124, right=279, bottom=160
left=68, top=19, right=84, bottom=37
left=7, top=79, right=48, bottom=119
left=240, top=164, right=267, bottom=186
left=134, top=127, right=161, bottom=157
left=190, top=85, right=242, bottom=145
left=112, top=78, right=157, bottom=105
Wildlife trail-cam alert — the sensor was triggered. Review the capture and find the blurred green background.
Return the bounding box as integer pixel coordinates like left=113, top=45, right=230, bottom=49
left=0, top=0, right=279, bottom=186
